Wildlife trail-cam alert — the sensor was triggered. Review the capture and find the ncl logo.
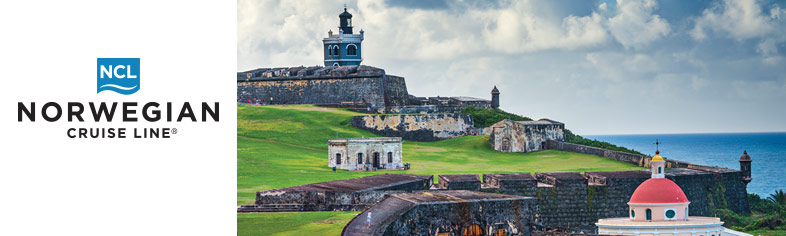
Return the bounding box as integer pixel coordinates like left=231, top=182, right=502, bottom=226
left=97, top=58, right=140, bottom=95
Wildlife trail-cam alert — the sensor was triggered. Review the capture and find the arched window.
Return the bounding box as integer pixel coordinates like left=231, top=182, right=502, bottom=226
left=347, top=44, right=357, bottom=56
left=658, top=166, right=662, bottom=174
left=631, top=209, right=635, bottom=219
left=336, top=153, right=341, bottom=165
left=333, top=46, right=339, bottom=56
left=462, top=224, right=482, bottom=236
left=333, top=62, right=340, bottom=67
left=327, top=45, right=332, bottom=56
left=645, top=209, right=652, bottom=221
left=388, top=152, right=393, bottom=163
left=357, top=153, right=363, bottom=164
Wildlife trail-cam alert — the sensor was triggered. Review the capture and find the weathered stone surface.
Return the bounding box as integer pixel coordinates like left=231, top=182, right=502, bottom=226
left=546, top=140, right=652, bottom=167
left=237, top=65, right=408, bottom=108
left=490, top=119, right=566, bottom=152
left=438, top=174, right=481, bottom=190
left=252, top=174, right=432, bottom=212
left=479, top=168, right=749, bottom=233
left=544, top=140, right=749, bottom=215
left=350, top=114, right=473, bottom=141
left=342, top=191, right=538, bottom=236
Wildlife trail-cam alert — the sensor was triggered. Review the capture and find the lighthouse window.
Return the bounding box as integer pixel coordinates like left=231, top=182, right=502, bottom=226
left=333, top=46, right=339, bottom=56
left=665, top=209, right=676, bottom=219
left=347, top=45, right=357, bottom=56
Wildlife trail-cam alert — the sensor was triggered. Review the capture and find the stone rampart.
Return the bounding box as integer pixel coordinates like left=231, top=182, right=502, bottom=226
left=438, top=174, right=481, bottom=190
left=237, top=65, right=408, bottom=108
left=244, top=174, right=433, bottom=212
left=545, top=140, right=649, bottom=167
left=350, top=114, right=473, bottom=141
left=481, top=169, right=748, bottom=233
left=342, top=191, right=538, bottom=236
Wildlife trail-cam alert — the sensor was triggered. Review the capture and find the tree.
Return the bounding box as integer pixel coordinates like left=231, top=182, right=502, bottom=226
left=767, top=190, right=786, bottom=208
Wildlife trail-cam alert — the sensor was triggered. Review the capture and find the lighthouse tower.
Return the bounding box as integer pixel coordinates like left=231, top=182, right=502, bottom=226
left=323, top=7, right=364, bottom=67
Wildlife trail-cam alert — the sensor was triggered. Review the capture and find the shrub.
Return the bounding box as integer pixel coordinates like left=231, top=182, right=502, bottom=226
left=460, top=106, right=531, bottom=128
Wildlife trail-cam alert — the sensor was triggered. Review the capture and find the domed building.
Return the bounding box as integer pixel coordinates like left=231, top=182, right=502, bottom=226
left=596, top=151, right=725, bottom=236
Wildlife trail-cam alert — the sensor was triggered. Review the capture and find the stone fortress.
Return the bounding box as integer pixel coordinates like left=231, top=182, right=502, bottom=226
left=240, top=145, right=753, bottom=235
left=238, top=7, right=755, bottom=236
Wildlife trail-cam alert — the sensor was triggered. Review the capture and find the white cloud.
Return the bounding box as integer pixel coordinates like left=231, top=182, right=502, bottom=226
left=691, top=0, right=786, bottom=63
left=607, top=0, right=671, bottom=49
left=690, top=0, right=775, bottom=40
left=481, top=1, right=609, bottom=53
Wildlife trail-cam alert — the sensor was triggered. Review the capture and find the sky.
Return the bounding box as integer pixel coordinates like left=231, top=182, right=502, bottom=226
left=238, top=0, right=786, bottom=135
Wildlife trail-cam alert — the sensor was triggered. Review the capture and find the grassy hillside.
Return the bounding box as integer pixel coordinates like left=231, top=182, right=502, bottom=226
left=238, top=212, right=359, bottom=236
left=237, top=105, right=642, bottom=205
left=237, top=104, right=643, bottom=235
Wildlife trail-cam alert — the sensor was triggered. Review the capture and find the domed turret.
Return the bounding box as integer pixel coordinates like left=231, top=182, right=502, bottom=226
left=627, top=150, right=690, bottom=222
left=740, top=150, right=752, bottom=186
left=491, top=86, right=500, bottom=109
left=339, top=7, right=353, bottom=34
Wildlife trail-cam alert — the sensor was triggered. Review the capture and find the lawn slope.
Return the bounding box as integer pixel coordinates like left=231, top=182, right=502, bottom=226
left=237, top=105, right=642, bottom=205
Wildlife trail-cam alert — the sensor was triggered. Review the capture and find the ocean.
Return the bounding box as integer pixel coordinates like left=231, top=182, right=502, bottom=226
left=584, top=132, right=786, bottom=197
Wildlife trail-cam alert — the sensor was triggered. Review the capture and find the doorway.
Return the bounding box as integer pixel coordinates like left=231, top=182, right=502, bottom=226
left=373, top=152, right=380, bottom=169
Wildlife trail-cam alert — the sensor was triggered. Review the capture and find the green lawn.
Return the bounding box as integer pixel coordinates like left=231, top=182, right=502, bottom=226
left=237, top=104, right=643, bottom=235
left=237, top=104, right=642, bottom=205
left=238, top=212, right=359, bottom=236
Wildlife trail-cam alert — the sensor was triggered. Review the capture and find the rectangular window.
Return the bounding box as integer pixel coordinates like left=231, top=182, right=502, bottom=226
left=357, top=153, right=363, bottom=164
left=387, top=152, right=393, bottom=163
left=336, top=153, right=341, bottom=165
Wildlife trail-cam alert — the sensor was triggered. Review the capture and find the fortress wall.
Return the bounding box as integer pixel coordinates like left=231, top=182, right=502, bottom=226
left=438, top=174, right=481, bottom=190
left=543, top=140, right=749, bottom=215
left=350, top=114, right=474, bottom=141
left=479, top=170, right=747, bottom=232
left=670, top=171, right=750, bottom=215
left=545, top=140, right=650, bottom=167
left=377, top=194, right=539, bottom=236
left=237, top=75, right=408, bottom=108
left=381, top=75, right=409, bottom=107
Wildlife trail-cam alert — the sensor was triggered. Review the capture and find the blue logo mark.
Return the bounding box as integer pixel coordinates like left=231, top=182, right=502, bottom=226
left=97, top=58, right=140, bottom=95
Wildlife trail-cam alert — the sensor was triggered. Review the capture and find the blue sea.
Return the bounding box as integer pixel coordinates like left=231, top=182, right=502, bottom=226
left=585, top=132, right=786, bottom=197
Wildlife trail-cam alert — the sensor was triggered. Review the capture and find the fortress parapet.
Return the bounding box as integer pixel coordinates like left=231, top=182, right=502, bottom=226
left=237, top=65, right=408, bottom=108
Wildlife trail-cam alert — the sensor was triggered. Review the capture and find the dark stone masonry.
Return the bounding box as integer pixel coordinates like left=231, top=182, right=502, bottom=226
left=342, top=191, right=538, bottom=236
left=437, top=174, right=482, bottom=190
left=237, top=65, right=409, bottom=108
left=238, top=174, right=432, bottom=212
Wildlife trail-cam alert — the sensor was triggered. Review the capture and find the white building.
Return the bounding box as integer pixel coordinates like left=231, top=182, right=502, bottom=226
left=328, top=137, right=403, bottom=170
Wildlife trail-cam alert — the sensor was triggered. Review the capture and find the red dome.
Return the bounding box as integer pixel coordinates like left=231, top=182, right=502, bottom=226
left=628, top=178, right=690, bottom=204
